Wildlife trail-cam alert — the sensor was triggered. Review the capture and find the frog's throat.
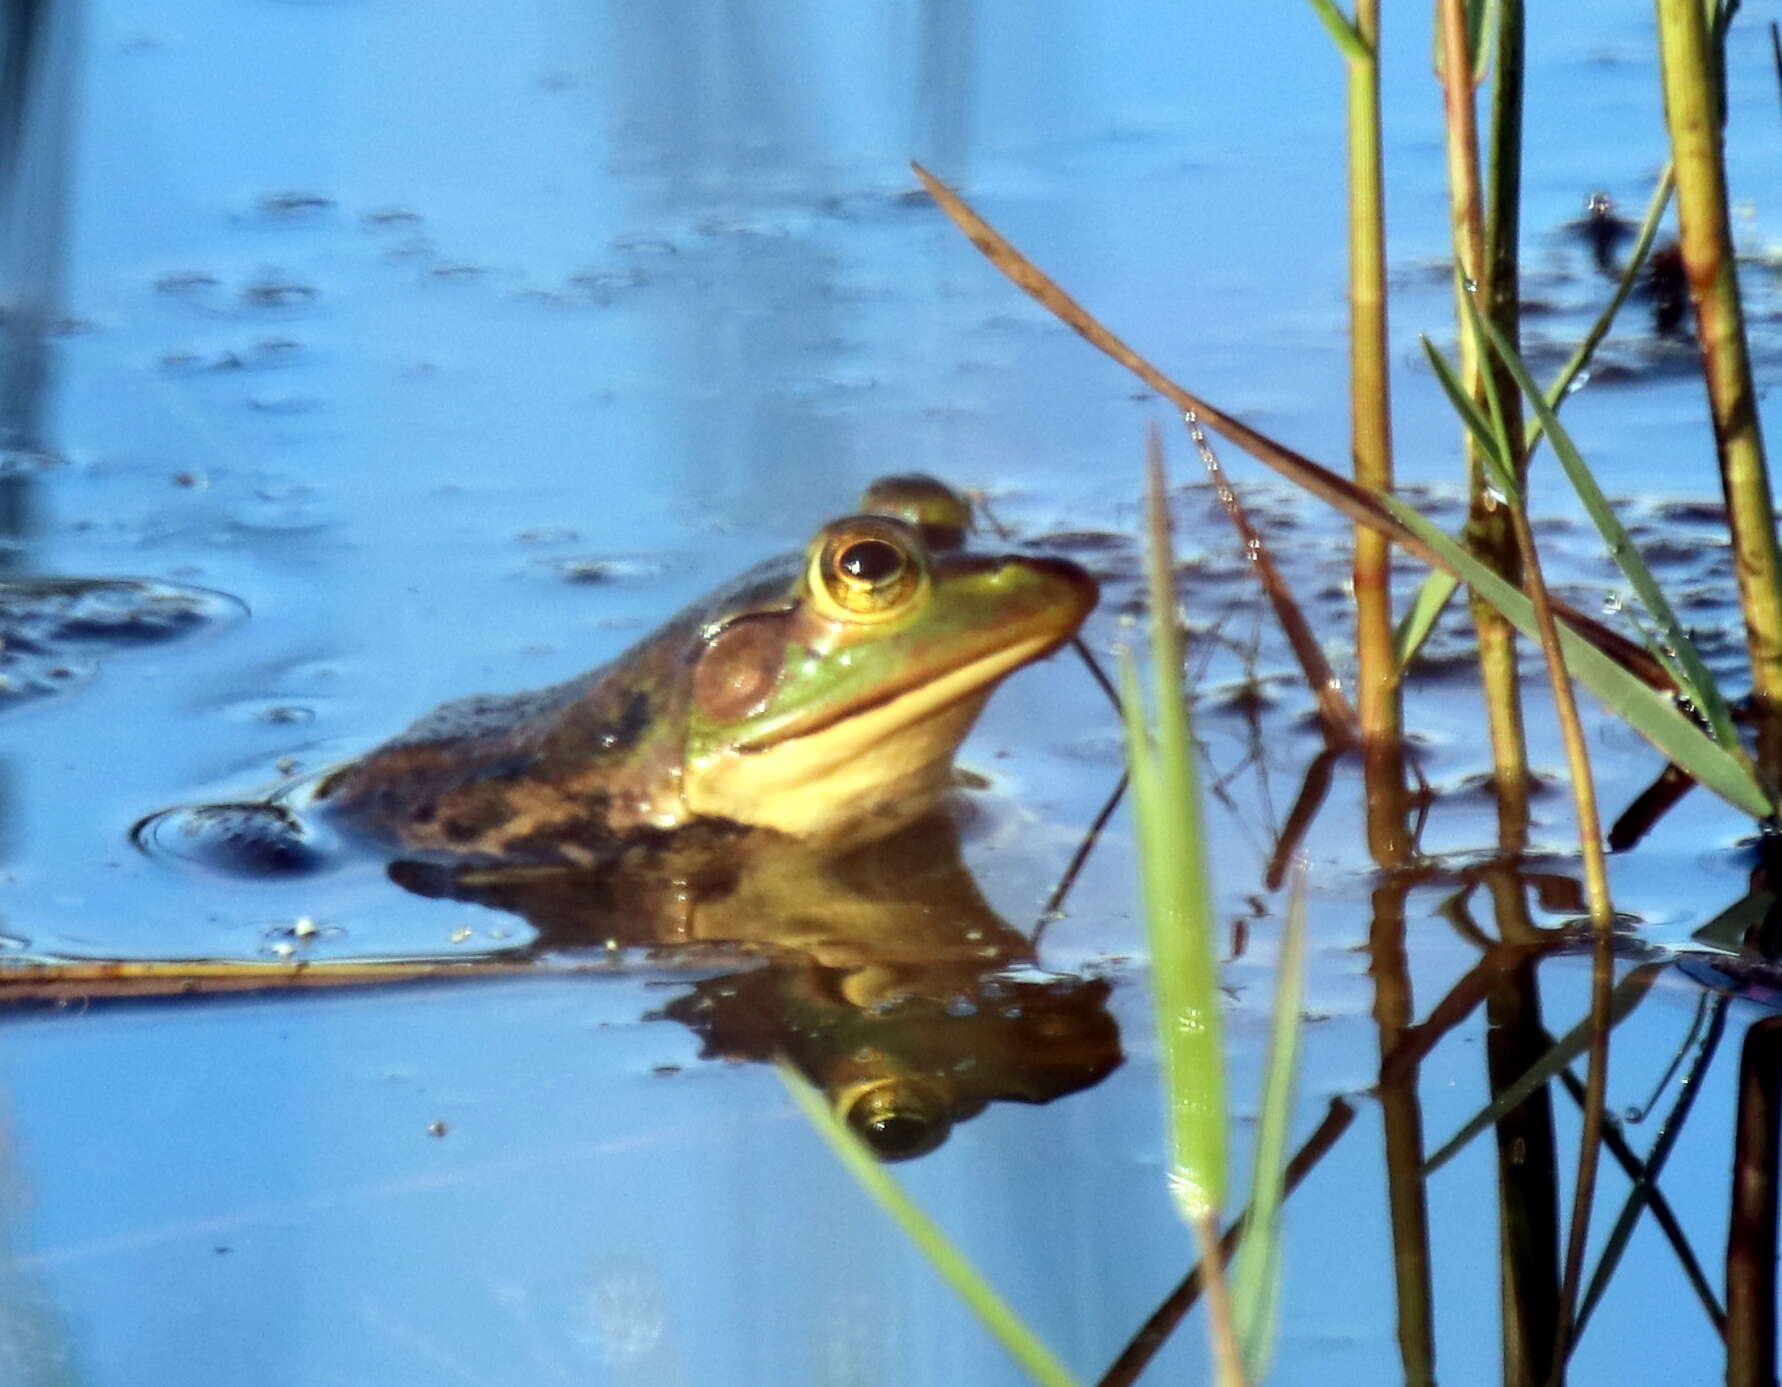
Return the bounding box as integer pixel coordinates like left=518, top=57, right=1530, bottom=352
left=683, top=631, right=1061, bottom=839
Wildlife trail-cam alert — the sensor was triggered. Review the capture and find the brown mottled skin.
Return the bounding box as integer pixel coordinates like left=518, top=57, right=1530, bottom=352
left=313, top=481, right=1096, bottom=865
left=315, top=557, right=799, bottom=862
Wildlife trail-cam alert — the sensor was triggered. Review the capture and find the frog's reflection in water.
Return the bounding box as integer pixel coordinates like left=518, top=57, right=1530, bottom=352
left=390, top=814, right=1122, bottom=1160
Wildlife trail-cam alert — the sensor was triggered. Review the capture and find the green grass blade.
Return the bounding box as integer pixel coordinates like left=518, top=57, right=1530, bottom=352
left=1232, top=869, right=1308, bottom=1381
left=1474, top=309, right=1745, bottom=756
left=1456, top=295, right=1524, bottom=505
left=1303, top=0, right=1370, bottom=61
left=777, top=1063, right=1084, bottom=1387
left=1395, top=570, right=1462, bottom=671
left=1421, top=335, right=1518, bottom=500
left=1123, top=448, right=1227, bottom=1226
left=1423, top=962, right=1666, bottom=1173
left=1376, top=493, right=1773, bottom=818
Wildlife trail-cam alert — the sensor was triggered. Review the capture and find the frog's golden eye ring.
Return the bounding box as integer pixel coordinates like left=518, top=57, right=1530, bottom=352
left=805, top=516, right=929, bottom=624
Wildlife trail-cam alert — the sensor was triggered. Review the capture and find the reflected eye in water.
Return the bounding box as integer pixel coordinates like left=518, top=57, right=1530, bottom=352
left=832, top=1073, right=954, bottom=1162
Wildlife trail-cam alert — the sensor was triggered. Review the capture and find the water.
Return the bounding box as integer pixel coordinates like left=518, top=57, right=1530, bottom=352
left=6, top=2, right=1782, bottom=1383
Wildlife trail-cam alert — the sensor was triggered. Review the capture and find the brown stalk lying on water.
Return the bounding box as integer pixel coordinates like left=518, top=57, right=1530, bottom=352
left=909, top=162, right=1671, bottom=695
left=0, top=955, right=583, bottom=1003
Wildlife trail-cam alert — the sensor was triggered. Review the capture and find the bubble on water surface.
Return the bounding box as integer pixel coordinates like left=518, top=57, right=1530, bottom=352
left=132, top=801, right=334, bottom=879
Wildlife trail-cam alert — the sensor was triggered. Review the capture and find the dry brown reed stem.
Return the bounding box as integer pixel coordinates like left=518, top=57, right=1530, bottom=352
left=1190, top=1209, right=1245, bottom=1387
left=0, top=956, right=520, bottom=1002
left=1344, top=0, right=1408, bottom=862
left=907, top=163, right=1674, bottom=695
left=1437, top=0, right=1532, bottom=846
left=1656, top=0, right=1782, bottom=784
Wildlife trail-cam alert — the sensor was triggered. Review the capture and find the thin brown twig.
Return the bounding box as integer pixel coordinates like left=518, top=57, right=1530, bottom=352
left=1181, top=413, right=1358, bottom=747
left=908, top=162, right=1671, bottom=693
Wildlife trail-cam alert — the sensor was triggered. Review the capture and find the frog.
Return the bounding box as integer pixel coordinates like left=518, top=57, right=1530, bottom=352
left=306, top=476, right=1097, bottom=865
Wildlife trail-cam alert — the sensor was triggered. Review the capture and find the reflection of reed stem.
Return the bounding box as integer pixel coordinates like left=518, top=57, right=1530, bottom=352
left=1656, top=0, right=1782, bottom=781
left=1726, top=1016, right=1782, bottom=1387
left=1482, top=878, right=1561, bottom=1385
left=1371, top=877, right=1437, bottom=1385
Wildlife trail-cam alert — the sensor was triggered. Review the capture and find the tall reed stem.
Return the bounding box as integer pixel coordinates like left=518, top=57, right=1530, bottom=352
left=1437, top=0, right=1532, bottom=845
left=1656, top=0, right=1782, bottom=781
left=1346, top=0, right=1408, bottom=862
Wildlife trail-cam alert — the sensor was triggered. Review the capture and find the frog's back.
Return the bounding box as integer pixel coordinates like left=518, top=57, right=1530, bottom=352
left=316, top=558, right=798, bottom=861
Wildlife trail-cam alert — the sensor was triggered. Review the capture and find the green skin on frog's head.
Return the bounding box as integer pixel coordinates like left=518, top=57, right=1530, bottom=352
left=317, top=480, right=1097, bottom=861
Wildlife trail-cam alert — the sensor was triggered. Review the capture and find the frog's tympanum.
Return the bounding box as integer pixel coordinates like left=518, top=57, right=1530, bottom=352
left=312, top=475, right=1096, bottom=861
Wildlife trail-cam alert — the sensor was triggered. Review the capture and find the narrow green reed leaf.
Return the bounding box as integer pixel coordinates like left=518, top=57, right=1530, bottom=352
left=1233, top=868, right=1309, bottom=1382
left=1121, top=441, right=1227, bottom=1227
left=776, top=1063, right=1084, bottom=1387
left=1394, top=570, right=1461, bottom=671
left=1302, top=0, right=1370, bottom=62
left=1474, top=309, right=1747, bottom=759
left=1422, top=962, right=1667, bottom=1174
left=1377, top=493, right=1773, bottom=818
left=1457, top=295, right=1521, bottom=496
left=1421, top=335, right=1520, bottom=503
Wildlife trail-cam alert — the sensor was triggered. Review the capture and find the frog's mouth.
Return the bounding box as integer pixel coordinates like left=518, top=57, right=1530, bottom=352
left=733, top=626, right=1073, bottom=756
left=735, top=551, right=1096, bottom=755
left=685, top=555, right=1095, bottom=839
left=690, top=630, right=1071, bottom=841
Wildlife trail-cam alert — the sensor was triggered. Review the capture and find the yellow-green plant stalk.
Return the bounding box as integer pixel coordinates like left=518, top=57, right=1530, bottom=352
left=908, top=165, right=1770, bottom=815
left=1656, top=0, right=1782, bottom=781
left=1437, top=0, right=1532, bottom=845
left=1314, top=0, right=1408, bottom=861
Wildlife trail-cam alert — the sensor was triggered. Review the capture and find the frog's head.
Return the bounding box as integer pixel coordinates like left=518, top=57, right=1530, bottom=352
left=682, top=508, right=1096, bottom=841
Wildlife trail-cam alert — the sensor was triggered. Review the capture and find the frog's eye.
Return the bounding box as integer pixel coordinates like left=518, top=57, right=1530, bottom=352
left=807, top=516, right=928, bottom=624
